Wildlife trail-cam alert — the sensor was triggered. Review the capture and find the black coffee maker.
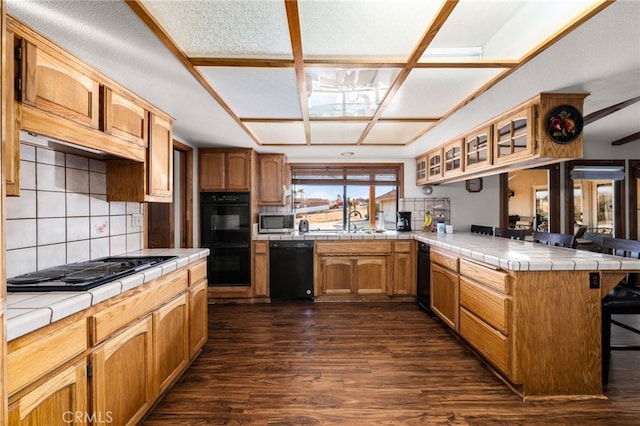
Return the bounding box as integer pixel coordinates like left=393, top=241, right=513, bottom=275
left=397, top=211, right=412, bottom=232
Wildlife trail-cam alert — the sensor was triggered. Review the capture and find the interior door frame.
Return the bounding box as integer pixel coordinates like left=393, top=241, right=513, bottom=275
left=499, top=164, right=560, bottom=233
left=563, top=159, right=625, bottom=238
left=629, top=160, right=639, bottom=240
left=173, top=140, right=194, bottom=248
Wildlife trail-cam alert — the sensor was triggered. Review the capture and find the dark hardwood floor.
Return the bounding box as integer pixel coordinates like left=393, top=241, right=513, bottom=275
left=143, top=303, right=640, bottom=425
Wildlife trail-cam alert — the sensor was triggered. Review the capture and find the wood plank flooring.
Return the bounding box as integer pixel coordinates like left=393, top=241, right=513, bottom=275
left=143, top=303, right=640, bottom=425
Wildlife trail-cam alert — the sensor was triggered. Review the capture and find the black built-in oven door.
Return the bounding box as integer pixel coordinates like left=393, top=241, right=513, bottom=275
left=200, top=192, right=250, bottom=245
left=206, top=244, right=251, bottom=286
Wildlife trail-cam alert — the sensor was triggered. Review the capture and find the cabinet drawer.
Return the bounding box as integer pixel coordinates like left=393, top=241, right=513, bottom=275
left=460, top=307, right=509, bottom=376
left=8, top=318, right=87, bottom=395
left=460, top=277, right=510, bottom=334
left=394, top=241, right=412, bottom=253
left=188, top=259, right=207, bottom=285
left=316, top=241, right=391, bottom=255
left=431, top=249, right=459, bottom=272
left=92, top=269, right=187, bottom=344
left=460, top=258, right=509, bottom=293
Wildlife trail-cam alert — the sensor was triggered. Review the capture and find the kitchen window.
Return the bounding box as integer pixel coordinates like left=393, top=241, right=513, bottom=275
left=290, top=164, right=403, bottom=231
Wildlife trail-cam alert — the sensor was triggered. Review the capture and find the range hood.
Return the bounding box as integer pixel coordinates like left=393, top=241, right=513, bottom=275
left=20, top=130, right=111, bottom=160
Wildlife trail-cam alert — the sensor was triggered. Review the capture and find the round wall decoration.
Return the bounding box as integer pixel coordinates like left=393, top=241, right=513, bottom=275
left=546, top=105, right=583, bottom=144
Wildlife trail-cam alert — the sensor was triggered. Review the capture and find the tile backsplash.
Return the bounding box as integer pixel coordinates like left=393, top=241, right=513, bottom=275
left=5, top=143, right=144, bottom=278
left=399, top=197, right=451, bottom=232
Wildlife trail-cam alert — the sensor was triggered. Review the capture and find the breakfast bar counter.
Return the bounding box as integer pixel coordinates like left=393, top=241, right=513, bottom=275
left=411, top=232, right=640, bottom=399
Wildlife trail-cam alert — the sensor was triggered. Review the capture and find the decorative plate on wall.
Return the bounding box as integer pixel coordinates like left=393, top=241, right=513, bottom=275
left=546, top=105, right=583, bottom=144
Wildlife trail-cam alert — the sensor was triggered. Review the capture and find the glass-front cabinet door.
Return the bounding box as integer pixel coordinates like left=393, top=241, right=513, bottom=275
left=427, top=148, right=443, bottom=182
left=494, top=105, right=535, bottom=165
left=416, top=154, right=428, bottom=185
left=464, top=125, right=492, bottom=171
left=443, top=139, right=464, bottom=178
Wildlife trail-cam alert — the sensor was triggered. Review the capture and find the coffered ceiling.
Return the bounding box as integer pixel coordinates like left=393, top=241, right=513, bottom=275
left=6, top=0, right=640, bottom=161
left=130, top=0, right=608, bottom=147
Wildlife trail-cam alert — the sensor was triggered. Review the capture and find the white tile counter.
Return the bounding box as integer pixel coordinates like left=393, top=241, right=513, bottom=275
left=6, top=248, right=209, bottom=341
left=255, top=230, right=640, bottom=272
left=413, top=232, right=640, bottom=272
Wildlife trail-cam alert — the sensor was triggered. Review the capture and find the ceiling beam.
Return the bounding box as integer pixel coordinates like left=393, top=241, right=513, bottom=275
left=285, top=0, right=311, bottom=145
left=584, top=95, right=640, bottom=125
left=125, top=0, right=264, bottom=146
left=356, top=0, right=460, bottom=145
left=611, top=131, right=640, bottom=146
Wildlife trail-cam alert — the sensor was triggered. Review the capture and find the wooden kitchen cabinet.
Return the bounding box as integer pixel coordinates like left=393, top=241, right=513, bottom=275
left=7, top=316, right=88, bottom=426
left=319, top=257, right=355, bottom=295
left=430, top=249, right=459, bottom=331
left=316, top=241, right=392, bottom=297
left=412, top=93, right=586, bottom=185
left=101, top=86, right=148, bottom=147
left=92, top=315, right=154, bottom=426
left=147, top=112, right=173, bottom=198
left=391, top=241, right=415, bottom=296
left=258, top=153, right=287, bottom=205
left=427, top=148, right=443, bottom=183
left=3, top=28, right=19, bottom=196
left=443, top=139, right=464, bottom=178
left=106, top=111, right=174, bottom=203
left=464, top=124, right=492, bottom=171
left=415, top=154, right=428, bottom=186
left=153, top=294, right=189, bottom=395
left=199, top=148, right=252, bottom=191
left=8, top=359, right=88, bottom=426
left=188, top=260, right=208, bottom=359
left=20, top=37, right=99, bottom=130
left=493, top=104, right=535, bottom=165
left=354, top=257, right=389, bottom=295
left=252, top=241, right=269, bottom=297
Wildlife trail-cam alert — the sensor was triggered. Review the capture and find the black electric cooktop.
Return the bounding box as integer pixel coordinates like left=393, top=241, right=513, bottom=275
left=6, top=256, right=178, bottom=292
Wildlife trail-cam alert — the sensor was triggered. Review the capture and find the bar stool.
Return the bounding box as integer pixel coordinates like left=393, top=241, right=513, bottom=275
left=470, top=225, right=493, bottom=236
left=494, top=227, right=525, bottom=241
left=531, top=231, right=577, bottom=248
left=601, top=237, right=640, bottom=385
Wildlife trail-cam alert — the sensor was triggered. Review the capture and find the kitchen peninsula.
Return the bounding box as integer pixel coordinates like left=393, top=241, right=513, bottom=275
left=256, top=230, right=640, bottom=399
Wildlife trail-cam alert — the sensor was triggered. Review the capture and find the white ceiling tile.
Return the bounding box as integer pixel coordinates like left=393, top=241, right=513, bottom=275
left=381, top=68, right=506, bottom=118
left=421, top=0, right=604, bottom=61
left=363, top=122, right=437, bottom=144
left=199, top=67, right=301, bottom=118
left=298, top=0, right=444, bottom=60
left=244, top=122, right=306, bottom=145
left=140, top=0, right=292, bottom=58
left=309, top=122, right=369, bottom=144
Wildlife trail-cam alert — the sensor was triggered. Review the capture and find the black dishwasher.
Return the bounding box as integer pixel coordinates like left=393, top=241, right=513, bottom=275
left=269, top=241, right=314, bottom=301
left=417, top=241, right=434, bottom=315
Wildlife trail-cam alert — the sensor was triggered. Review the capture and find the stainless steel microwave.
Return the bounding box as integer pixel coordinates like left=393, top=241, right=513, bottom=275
left=258, top=213, right=295, bottom=234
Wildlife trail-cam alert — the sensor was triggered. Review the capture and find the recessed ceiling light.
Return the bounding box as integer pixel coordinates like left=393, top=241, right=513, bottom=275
left=341, top=152, right=355, bottom=156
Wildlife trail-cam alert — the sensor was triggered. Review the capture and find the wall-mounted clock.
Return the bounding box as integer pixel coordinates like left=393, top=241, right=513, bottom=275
left=465, top=178, right=483, bottom=193
left=422, top=185, right=433, bottom=195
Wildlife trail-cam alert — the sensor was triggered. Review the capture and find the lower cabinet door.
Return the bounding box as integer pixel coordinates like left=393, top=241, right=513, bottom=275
left=430, top=263, right=459, bottom=330
left=91, top=315, right=154, bottom=426
left=154, top=293, right=189, bottom=394
left=355, top=257, right=388, bottom=294
left=9, top=359, right=88, bottom=426
left=189, top=279, right=209, bottom=359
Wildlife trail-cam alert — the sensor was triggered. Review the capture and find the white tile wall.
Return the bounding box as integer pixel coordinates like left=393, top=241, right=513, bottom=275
left=4, top=143, right=144, bottom=278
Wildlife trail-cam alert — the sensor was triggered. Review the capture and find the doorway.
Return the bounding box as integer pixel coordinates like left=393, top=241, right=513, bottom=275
left=147, top=141, right=193, bottom=248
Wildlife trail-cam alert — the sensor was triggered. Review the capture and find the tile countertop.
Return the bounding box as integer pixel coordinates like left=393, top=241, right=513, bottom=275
left=413, top=232, right=640, bottom=272
left=5, top=248, right=209, bottom=342
left=255, top=230, right=640, bottom=273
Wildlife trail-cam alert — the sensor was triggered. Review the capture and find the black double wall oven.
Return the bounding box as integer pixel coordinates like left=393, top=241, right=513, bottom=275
left=200, top=192, right=251, bottom=286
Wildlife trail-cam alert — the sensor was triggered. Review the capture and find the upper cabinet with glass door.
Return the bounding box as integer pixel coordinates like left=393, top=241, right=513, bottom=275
left=493, top=104, right=535, bottom=166
left=464, top=124, right=492, bottom=171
